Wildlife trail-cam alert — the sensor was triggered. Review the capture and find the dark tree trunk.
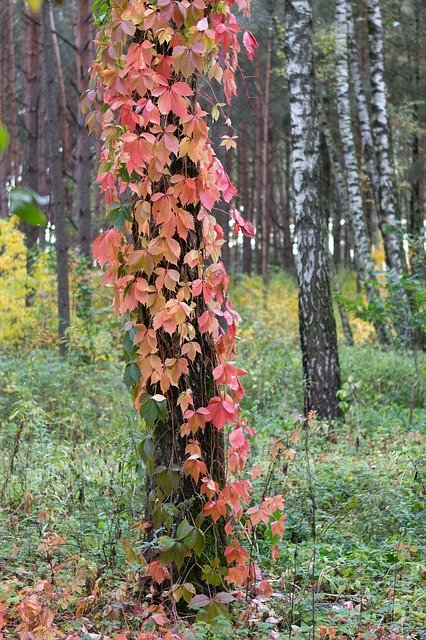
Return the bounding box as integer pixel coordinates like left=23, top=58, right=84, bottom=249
left=74, top=0, right=93, bottom=257
left=281, top=137, right=295, bottom=271
left=261, top=19, right=273, bottom=287
left=285, top=0, right=341, bottom=420
left=6, top=0, right=19, bottom=181
left=41, top=1, right=71, bottom=356
left=239, top=122, right=252, bottom=275
left=22, top=8, right=41, bottom=301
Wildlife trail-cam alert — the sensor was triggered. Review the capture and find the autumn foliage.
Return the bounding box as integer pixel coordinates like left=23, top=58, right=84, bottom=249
left=84, top=0, right=284, bottom=628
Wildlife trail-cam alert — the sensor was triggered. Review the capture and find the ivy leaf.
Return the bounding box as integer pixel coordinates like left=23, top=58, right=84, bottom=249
left=189, top=594, right=210, bottom=609
left=123, top=362, right=141, bottom=388
left=108, top=202, right=132, bottom=231
left=176, top=518, right=194, bottom=541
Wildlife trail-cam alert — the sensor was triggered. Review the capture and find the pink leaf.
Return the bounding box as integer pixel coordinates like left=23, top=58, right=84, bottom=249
left=243, top=30, right=259, bottom=62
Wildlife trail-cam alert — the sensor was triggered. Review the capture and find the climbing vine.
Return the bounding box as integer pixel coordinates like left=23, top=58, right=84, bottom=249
left=85, top=0, right=285, bottom=630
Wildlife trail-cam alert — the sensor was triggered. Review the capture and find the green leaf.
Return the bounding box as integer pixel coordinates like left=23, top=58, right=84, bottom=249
left=0, top=123, right=9, bottom=152
left=176, top=518, right=195, bottom=541
left=123, top=362, right=140, bottom=388
left=9, top=188, right=47, bottom=226
left=108, top=202, right=132, bottom=231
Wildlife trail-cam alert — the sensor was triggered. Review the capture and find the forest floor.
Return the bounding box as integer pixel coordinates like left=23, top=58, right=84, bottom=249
left=0, top=274, right=425, bottom=639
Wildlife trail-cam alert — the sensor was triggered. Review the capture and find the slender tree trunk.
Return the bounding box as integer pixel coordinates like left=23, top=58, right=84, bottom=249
left=254, top=56, right=263, bottom=274
left=22, top=8, right=42, bottom=301
left=408, top=0, right=424, bottom=275
left=285, top=0, right=341, bottom=420
left=347, top=1, right=380, bottom=215
left=48, top=3, right=72, bottom=175
left=239, top=122, right=252, bottom=275
left=279, top=137, right=294, bottom=271
left=41, top=1, right=71, bottom=356
left=261, top=19, right=273, bottom=287
left=366, top=0, right=407, bottom=277
left=6, top=0, right=19, bottom=181
left=335, top=0, right=389, bottom=344
left=74, top=0, right=93, bottom=257
left=0, top=9, right=9, bottom=218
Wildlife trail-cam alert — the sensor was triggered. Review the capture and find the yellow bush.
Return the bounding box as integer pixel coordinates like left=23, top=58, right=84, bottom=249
left=0, top=217, right=56, bottom=348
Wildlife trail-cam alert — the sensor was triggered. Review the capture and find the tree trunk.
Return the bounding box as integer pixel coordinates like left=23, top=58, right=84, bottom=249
left=74, top=0, right=93, bottom=257
left=261, top=19, right=273, bottom=287
left=22, top=8, right=41, bottom=300
left=0, top=6, right=9, bottom=218
left=41, top=1, right=71, bottom=356
left=6, top=0, right=19, bottom=181
left=239, top=122, right=252, bottom=275
left=347, top=1, right=380, bottom=216
left=254, top=56, right=263, bottom=275
left=335, top=0, right=390, bottom=344
left=285, top=0, right=341, bottom=420
left=365, top=0, right=407, bottom=276
left=408, top=0, right=424, bottom=275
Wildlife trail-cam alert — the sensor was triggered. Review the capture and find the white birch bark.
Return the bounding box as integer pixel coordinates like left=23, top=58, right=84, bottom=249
left=285, top=0, right=341, bottom=419
left=365, top=0, right=406, bottom=275
left=335, top=0, right=390, bottom=344
left=346, top=0, right=380, bottom=213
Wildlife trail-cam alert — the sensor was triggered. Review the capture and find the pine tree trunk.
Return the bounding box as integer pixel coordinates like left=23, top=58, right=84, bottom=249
left=41, top=1, right=71, bottom=356
left=74, top=0, right=93, bottom=257
left=285, top=0, right=341, bottom=420
left=261, top=20, right=273, bottom=287
left=239, top=122, right=252, bottom=275
left=6, top=0, right=19, bottom=180
left=335, top=0, right=390, bottom=344
left=22, top=8, right=41, bottom=299
left=254, top=56, right=263, bottom=275
left=278, top=137, right=294, bottom=272
left=0, top=6, right=9, bottom=218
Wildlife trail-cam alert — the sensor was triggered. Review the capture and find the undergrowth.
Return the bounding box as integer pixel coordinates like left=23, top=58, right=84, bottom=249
left=0, top=274, right=424, bottom=639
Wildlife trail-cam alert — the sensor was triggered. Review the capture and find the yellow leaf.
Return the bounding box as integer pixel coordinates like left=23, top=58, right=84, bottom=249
left=27, top=0, right=43, bottom=13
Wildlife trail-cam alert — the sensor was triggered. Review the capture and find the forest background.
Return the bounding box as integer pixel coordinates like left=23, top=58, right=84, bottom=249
left=0, top=0, right=425, bottom=638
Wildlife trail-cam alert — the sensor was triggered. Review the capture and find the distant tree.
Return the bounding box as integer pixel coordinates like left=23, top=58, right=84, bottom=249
left=335, top=0, right=390, bottom=344
left=73, top=0, right=93, bottom=257
left=41, top=0, right=70, bottom=355
left=285, top=0, right=341, bottom=419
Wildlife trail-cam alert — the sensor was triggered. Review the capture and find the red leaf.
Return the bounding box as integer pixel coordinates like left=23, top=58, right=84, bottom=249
left=243, top=30, right=259, bottom=62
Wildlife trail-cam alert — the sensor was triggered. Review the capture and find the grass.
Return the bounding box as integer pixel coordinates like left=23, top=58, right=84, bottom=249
left=0, top=273, right=425, bottom=639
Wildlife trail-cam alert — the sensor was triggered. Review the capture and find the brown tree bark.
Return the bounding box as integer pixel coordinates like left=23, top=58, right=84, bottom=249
left=261, top=19, right=273, bottom=287
left=6, top=0, right=19, bottom=181
left=239, top=122, right=252, bottom=275
left=22, top=9, right=41, bottom=257
left=41, top=1, right=71, bottom=356
left=74, top=0, right=93, bottom=257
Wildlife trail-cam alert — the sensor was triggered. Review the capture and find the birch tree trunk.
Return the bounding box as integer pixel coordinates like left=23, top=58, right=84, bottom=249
left=285, top=0, right=341, bottom=420
left=41, top=1, right=71, bottom=356
left=346, top=0, right=380, bottom=214
left=335, top=0, right=390, bottom=344
left=365, top=0, right=407, bottom=276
